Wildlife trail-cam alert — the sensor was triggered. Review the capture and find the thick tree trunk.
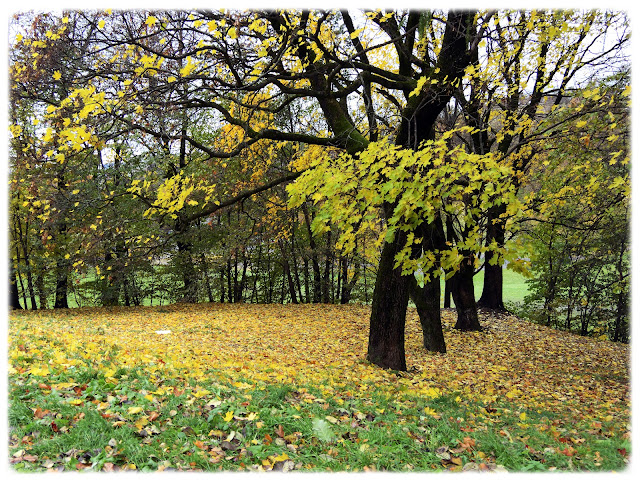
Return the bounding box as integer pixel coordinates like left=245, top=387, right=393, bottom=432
left=477, top=262, right=504, bottom=311
left=367, top=230, right=410, bottom=371
left=408, top=274, right=446, bottom=353
left=477, top=205, right=507, bottom=311
left=10, top=264, right=22, bottom=309
left=54, top=257, right=69, bottom=309
left=452, top=256, right=481, bottom=331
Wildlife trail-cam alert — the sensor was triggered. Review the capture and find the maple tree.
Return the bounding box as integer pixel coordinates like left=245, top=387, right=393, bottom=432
left=453, top=10, right=630, bottom=312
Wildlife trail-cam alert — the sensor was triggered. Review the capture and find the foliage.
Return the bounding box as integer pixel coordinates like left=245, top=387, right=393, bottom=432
left=519, top=73, right=630, bottom=342
left=9, top=304, right=630, bottom=472
left=289, top=130, right=528, bottom=280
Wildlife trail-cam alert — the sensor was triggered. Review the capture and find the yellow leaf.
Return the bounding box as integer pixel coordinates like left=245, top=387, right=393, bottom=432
left=505, top=389, right=518, bottom=399
left=128, top=406, right=144, bottom=415
left=271, top=453, right=289, bottom=462
left=145, top=16, right=158, bottom=27
left=410, top=76, right=427, bottom=98
left=98, top=20, right=105, bottom=29
left=224, top=410, right=234, bottom=422
left=519, top=412, right=527, bottom=421
left=53, top=71, right=62, bottom=80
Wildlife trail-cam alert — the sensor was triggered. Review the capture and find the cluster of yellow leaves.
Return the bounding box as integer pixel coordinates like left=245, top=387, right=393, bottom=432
left=8, top=304, right=629, bottom=430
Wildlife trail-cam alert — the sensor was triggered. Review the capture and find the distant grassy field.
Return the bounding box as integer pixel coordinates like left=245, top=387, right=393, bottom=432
left=472, top=269, right=530, bottom=304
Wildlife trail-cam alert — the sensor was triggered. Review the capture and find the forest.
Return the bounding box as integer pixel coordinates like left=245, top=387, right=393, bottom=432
left=8, top=9, right=631, bottom=472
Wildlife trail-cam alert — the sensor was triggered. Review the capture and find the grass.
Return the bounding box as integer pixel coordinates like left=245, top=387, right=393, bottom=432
left=8, top=303, right=629, bottom=472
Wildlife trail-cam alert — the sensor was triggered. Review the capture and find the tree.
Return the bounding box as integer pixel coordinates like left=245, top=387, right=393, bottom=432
left=451, top=10, right=630, bottom=311
left=520, top=72, right=630, bottom=342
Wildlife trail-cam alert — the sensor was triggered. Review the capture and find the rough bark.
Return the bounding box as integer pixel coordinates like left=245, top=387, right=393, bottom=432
left=451, top=256, right=482, bottom=331
left=366, top=229, right=411, bottom=371
left=366, top=10, right=475, bottom=369
left=408, top=274, right=446, bottom=353
left=10, top=264, right=22, bottom=310
left=477, top=204, right=507, bottom=311
left=54, top=257, right=69, bottom=309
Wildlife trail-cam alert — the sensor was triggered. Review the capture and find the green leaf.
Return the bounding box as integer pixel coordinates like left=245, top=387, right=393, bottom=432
left=311, top=418, right=336, bottom=443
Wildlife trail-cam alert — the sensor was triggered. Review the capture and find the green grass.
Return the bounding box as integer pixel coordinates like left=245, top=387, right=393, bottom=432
left=9, top=365, right=629, bottom=472
left=472, top=268, right=530, bottom=303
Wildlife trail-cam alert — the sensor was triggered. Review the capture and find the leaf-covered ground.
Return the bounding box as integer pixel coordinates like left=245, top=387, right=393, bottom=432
left=8, top=304, right=630, bottom=472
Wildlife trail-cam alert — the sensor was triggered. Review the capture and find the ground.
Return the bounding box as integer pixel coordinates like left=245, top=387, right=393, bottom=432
left=8, top=303, right=630, bottom=472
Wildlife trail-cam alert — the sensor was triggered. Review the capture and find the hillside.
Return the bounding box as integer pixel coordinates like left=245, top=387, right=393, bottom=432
left=9, top=304, right=630, bottom=472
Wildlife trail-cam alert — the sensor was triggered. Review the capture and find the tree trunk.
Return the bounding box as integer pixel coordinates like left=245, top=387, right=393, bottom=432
left=340, top=256, right=360, bottom=304
left=279, top=240, right=298, bottom=304
left=367, top=230, right=410, bottom=371
left=101, top=250, right=120, bottom=307
left=322, top=230, right=332, bottom=303
left=54, top=257, right=69, bottom=309
left=452, top=256, right=481, bottom=331
left=443, top=278, right=453, bottom=308
left=199, top=253, right=214, bottom=303
left=10, top=263, right=22, bottom=309
left=302, top=203, right=322, bottom=303
left=408, top=274, right=446, bottom=353
left=477, top=205, right=507, bottom=311
left=177, top=237, right=198, bottom=303
left=219, top=266, right=226, bottom=303
left=36, top=270, right=47, bottom=309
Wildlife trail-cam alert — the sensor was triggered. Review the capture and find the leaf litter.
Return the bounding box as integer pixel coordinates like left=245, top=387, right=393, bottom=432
left=9, top=303, right=630, bottom=471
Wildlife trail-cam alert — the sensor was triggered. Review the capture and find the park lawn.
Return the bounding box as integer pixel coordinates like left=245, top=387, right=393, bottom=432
left=8, top=303, right=629, bottom=472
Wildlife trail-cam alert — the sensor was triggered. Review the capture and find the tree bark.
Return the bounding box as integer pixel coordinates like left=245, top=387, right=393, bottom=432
left=452, top=255, right=482, bottom=331
left=477, top=205, right=507, bottom=311
left=54, top=256, right=69, bottom=309
left=367, top=10, right=475, bottom=368
left=443, top=278, right=453, bottom=308
left=367, top=229, right=411, bottom=371
left=10, top=263, right=22, bottom=309
left=177, top=237, right=198, bottom=303
left=408, top=274, right=446, bottom=353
